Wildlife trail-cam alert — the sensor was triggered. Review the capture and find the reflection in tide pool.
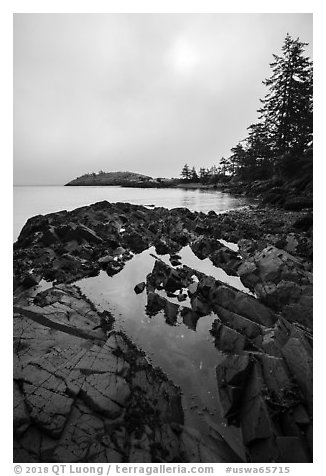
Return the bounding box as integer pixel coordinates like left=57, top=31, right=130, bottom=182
left=76, top=245, right=247, bottom=459
left=76, top=247, right=221, bottom=405
left=177, top=245, right=250, bottom=293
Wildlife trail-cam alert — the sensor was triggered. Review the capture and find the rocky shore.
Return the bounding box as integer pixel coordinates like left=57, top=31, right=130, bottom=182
left=13, top=200, right=313, bottom=463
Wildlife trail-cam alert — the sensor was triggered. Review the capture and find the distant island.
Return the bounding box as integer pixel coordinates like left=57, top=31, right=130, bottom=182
left=65, top=170, right=179, bottom=188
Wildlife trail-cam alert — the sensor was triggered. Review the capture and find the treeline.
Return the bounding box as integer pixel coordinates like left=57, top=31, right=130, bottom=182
left=74, top=170, right=109, bottom=179
left=180, top=34, right=313, bottom=184
left=180, top=164, right=227, bottom=184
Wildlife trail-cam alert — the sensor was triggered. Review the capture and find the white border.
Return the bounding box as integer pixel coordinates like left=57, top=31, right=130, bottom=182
left=3, top=3, right=323, bottom=475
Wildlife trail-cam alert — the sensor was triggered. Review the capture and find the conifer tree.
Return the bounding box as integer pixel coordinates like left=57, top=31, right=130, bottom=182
left=257, top=33, right=313, bottom=157
left=229, top=143, right=248, bottom=175
left=245, top=122, right=273, bottom=162
left=199, top=167, right=207, bottom=180
left=181, top=164, right=191, bottom=181
left=191, top=166, right=198, bottom=181
left=218, top=157, right=231, bottom=176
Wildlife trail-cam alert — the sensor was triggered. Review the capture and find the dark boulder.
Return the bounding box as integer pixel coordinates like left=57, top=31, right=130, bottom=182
left=190, top=237, right=222, bottom=260
left=258, top=354, right=293, bottom=403
left=190, top=295, right=211, bottom=317
left=122, top=230, right=150, bottom=253
left=216, top=354, right=252, bottom=421
left=165, top=271, right=184, bottom=293
left=58, top=223, right=103, bottom=244
left=239, top=361, right=273, bottom=446
left=211, top=320, right=246, bottom=354
left=22, top=273, right=42, bottom=289
left=154, top=238, right=170, bottom=255
left=177, top=293, right=187, bottom=302
left=146, top=292, right=168, bottom=316
left=98, top=255, right=114, bottom=267
left=41, top=227, right=60, bottom=246
left=214, top=307, right=262, bottom=341
left=106, top=260, right=125, bottom=276
left=134, top=282, right=146, bottom=294
left=210, top=285, right=276, bottom=327
left=170, top=259, right=182, bottom=267
left=164, top=300, right=179, bottom=326
left=281, top=336, right=313, bottom=414
left=180, top=308, right=200, bottom=331
left=210, top=246, right=242, bottom=276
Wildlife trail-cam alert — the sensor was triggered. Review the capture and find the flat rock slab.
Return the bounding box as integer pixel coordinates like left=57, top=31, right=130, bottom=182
left=14, top=284, right=216, bottom=463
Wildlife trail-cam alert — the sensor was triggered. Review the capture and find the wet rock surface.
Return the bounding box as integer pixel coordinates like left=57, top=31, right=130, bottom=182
left=144, top=257, right=312, bottom=462
left=14, top=284, right=224, bottom=463
left=13, top=201, right=313, bottom=462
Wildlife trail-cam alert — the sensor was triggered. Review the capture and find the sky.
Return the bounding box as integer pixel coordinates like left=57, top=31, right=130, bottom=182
left=13, top=13, right=313, bottom=185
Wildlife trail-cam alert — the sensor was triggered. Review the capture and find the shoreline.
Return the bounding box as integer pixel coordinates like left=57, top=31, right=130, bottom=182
left=13, top=201, right=313, bottom=463
left=65, top=177, right=313, bottom=212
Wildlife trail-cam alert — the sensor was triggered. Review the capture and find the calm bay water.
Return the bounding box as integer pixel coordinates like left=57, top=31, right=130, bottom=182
left=13, top=185, right=252, bottom=241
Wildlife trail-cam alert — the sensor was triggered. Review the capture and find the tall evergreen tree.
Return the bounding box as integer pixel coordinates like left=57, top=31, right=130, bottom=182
left=200, top=167, right=211, bottom=183
left=199, top=167, right=206, bottom=179
left=229, top=143, right=248, bottom=175
left=257, top=33, right=313, bottom=157
left=181, top=164, right=191, bottom=181
left=218, top=157, right=232, bottom=176
left=245, top=122, right=273, bottom=161
left=191, top=166, right=198, bottom=181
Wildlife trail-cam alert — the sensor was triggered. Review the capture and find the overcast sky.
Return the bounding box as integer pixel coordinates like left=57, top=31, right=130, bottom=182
left=13, top=13, right=313, bottom=185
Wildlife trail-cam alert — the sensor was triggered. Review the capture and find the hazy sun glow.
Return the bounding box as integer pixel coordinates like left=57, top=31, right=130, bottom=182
left=170, top=38, right=199, bottom=74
